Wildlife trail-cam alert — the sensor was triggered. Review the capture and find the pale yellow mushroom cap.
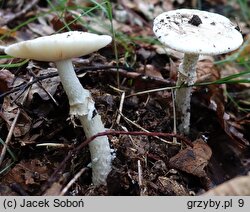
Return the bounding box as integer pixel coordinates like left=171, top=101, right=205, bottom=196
left=5, top=31, right=112, bottom=61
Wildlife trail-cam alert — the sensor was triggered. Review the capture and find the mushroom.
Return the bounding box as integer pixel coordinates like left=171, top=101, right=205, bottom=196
left=5, top=31, right=112, bottom=185
left=153, top=9, right=243, bottom=134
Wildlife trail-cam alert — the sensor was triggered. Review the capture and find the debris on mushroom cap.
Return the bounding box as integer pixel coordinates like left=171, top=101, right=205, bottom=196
left=188, top=15, right=202, bottom=26
left=5, top=31, right=112, bottom=62
left=153, top=9, right=243, bottom=55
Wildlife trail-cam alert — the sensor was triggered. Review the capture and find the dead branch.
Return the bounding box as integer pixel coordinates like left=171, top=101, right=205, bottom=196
left=0, top=65, right=173, bottom=99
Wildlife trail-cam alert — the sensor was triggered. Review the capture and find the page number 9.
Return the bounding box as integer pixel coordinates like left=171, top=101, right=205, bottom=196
left=238, top=199, right=244, bottom=207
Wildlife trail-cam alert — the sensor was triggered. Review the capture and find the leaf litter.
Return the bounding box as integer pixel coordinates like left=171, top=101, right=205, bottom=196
left=0, top=0, right=249, bottom=196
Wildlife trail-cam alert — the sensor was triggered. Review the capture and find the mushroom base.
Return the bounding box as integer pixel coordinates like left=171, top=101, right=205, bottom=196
left=79, top=114, right=112, bottom=186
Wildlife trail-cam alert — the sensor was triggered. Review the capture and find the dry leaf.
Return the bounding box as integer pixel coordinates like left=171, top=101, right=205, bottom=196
left=196, top=57, right=218, bottom=83
left=169, top=139, right=212, bottom=177
left=2, top=159, right=50, bottom=193
left=0, top=69, right=15, bottom=93
left=28, top=68, right=60, bottom=101
left=1, top=96, right=32, bottom=137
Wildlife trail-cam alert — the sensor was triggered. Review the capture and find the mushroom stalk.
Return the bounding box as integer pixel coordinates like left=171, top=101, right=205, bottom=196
left=175, top=53, right=199, bottom=135
left=79, top=114, right=112, bottom=185
left=55, top=60, right=94, bottom=117
left=55, top=59, right=112, bottom=185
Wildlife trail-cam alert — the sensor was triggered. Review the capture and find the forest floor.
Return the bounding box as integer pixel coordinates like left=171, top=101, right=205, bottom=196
left=0, top=0, right=249, bottom=196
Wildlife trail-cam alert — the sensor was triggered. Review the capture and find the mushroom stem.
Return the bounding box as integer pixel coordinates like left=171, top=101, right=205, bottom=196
left=55, top=59, right=112, bottom=185
left=55, top=60, right=95, bottom=118
left=79, top=114, right=112, bottom=185
left=175, top=53, right=199, bottom=135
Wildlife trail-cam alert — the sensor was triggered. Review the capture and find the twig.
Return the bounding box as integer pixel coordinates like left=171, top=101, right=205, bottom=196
left=28, top=69, right=59, bottom=106
left=108, top=85, right=125, bottom=125
left=77, top=65, right=133, bottom=73
left=118, top=92, right=125, bottom=122
left=0, top=112, right=20, bottom=167
left=138, top=160, right=142, bottom=187
left=0, top=65, right=132, bottom=99
left=78, top=65, right=173, bottom=86
left=119, top=112, right=179, bottom=145
left=0, top=80, right=31, bottom=99
left=42, top=130, right=191, bottom=194
left=126, top=85, right=178, bottom=98
left=59, top=167, right=89, bottom=196
left=0, top=65, right=173, bottom=99
left=36, top=143, right=72, bottom=148
left=138, top=160, right=146, bottom=196
left=119, top=125, right=137, bottom=147
left=0, top=78, right=32, bottom=166
left=171, top=89, right=178, bottom=144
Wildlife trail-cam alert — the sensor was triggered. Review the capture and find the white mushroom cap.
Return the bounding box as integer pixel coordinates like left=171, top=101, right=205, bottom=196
left=5, top=31, right=112, bottom=61
left=153, top=9, right=243, bottom=55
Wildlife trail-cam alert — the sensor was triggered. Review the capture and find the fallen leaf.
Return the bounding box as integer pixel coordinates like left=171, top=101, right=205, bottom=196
left=0, top=69, right=15, bottom=93
left=28, top=68, right=60, bottom=101
left=2, top=159, right=50, bottom=194
left=196, top=57, right=218, bottom=83
left=0, top=27, right=16, bottom=37
left=169, top=139, right=212, bottom=177
left=207, top=83, right=249, bottom=147
left=1, top=96, right=32, bottom=137
left=50, top=13, right=86, bottom=32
